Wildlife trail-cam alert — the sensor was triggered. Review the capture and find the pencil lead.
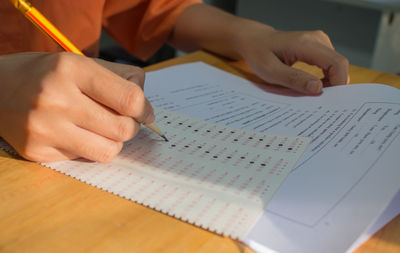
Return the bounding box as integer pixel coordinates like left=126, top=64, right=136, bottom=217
left=161, top=135, right=169, bottom=142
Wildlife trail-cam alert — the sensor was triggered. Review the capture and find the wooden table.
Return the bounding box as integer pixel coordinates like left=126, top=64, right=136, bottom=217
left=1, top=51, right=399, bottom=253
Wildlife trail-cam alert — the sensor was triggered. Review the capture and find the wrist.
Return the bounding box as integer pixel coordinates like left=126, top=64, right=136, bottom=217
left=230, top=18, right=275, bottom=60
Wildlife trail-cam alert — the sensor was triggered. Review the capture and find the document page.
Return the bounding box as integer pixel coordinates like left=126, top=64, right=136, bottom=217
left=144, top=62, right=400, bottom=253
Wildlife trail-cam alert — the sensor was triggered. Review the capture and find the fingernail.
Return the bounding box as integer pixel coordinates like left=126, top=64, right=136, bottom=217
left=306, top=80, right=322, bottom=94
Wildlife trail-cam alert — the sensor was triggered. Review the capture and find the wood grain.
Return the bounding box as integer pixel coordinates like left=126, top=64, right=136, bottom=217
left=0, top=51, right=399, bottom=253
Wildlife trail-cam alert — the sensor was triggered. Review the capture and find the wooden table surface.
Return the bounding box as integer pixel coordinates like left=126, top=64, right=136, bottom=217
left=0, top=51, right=399, bottom=253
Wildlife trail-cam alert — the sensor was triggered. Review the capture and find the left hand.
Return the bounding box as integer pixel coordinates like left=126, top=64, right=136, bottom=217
left=170, top=4, right=349, bottom=95
left=238, top=26, right=349, bottom=94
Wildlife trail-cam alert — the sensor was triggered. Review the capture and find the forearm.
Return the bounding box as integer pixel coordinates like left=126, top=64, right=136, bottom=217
left=169, top=3, right=274, bottom=61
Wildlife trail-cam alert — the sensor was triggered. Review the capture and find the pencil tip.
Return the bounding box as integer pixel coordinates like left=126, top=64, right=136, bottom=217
left=161, top=135, right=169, bottom=142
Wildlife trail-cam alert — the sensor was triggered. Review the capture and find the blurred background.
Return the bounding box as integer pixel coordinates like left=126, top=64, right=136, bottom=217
left=100, top=0, right=400, bottom=75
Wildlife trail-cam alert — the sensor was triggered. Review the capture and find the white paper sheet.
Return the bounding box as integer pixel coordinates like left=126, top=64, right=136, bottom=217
left=144, top=62, right=400, bottom=253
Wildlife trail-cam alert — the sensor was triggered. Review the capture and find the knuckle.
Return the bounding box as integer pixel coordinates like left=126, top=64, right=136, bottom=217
left=314, top=30, right=333, bottom=47
left=338, top=55, right=349, bottom=68
left=21, top=143, right=40, bottom=161
left=48, top=52, right=77, bottom=76
left=22, top=146, right=56, bottom=162
left=116, top=121, right=130, bottom=141
left=25, top=113, right=45, bottom=139
left=115, top=118, right=135, bottom=141
left=298, top=30, right=329, bottom=44
left=287, top=70, right=302, bottom=86
left=332, top=54, right=349, bottom=71
left=127, top=67, right=145, bottom=89
left=33, top=91, right=56, bottom=111
left=31, top=91, right=69, bottom=120
left=20, top=136, right=45, bottom=162
left=295, top=32, right=313, bottom=44
left=134, top=67, right=145, bottom=82
left=95, top=142, right=122, bottom=163
left=131, top=122, right=141, bottom=138
left=20, top=116, right=51, bottom=161
left=313, top=30, right=328, bottom=38
left=119, top=85, right=145, bottom=116
left=286, top=71, right=311, bottom=93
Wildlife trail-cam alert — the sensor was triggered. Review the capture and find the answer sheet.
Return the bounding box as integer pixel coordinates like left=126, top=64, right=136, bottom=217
left=144, top=62, right=400, bottom=253
left=13, top=108, right=309, bottom=239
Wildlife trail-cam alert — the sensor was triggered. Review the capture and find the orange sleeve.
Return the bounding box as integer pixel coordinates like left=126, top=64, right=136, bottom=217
left=102, top=0, right=202, bottom=61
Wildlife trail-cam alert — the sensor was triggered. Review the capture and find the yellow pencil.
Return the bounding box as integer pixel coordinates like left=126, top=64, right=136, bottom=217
left=10, top=0, right=83, bottom=55
left=10, top=0, right=168, bottom=142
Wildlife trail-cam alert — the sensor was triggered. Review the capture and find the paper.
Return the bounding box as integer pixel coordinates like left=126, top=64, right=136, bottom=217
left=31, top=108, right=309, bottom=239
left=144, top=62, right=400, bottom=253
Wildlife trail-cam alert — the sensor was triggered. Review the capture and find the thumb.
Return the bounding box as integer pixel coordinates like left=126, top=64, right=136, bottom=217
left=274, top=63, right=323, bottom=94
left=253, top=56, right=323, bottom=95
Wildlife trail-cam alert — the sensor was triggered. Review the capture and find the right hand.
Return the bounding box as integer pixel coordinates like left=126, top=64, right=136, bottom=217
left=0, top=52, right=154, bottom=162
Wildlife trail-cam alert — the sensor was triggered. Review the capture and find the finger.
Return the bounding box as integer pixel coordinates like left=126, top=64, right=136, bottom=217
left=38, top=147, right=79, bottom=162
left=310, top=30, right=334, bottom=50
left=294, top=42, right=349, bottom=86
left=19, top=144, right=79, bottom=162
left=92, top=58, right=145, bottom=89
left=48, top=148, right=79, bottom=161
left=70, top=95, right=140, bottom=142
left=76, top=59, right=154, bottom=123
left=57, top=122, right=123, bottom=163
left=256, top=54, right=323, bottom=94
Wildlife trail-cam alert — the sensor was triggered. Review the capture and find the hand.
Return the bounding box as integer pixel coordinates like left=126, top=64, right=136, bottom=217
left=170, top=4, right=349, bottom=95
left=0, top=52, right=154, bottom=162
left=238, top=25, right=349, bottom=94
